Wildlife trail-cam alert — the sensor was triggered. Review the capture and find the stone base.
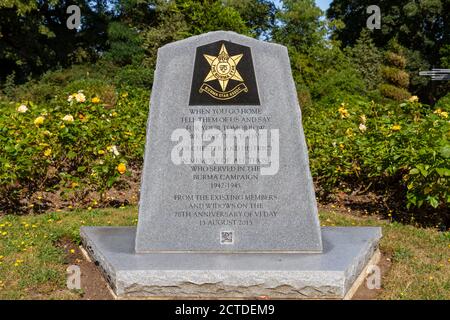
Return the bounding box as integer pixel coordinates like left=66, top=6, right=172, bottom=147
left=80, top=226, right=381, bottom=299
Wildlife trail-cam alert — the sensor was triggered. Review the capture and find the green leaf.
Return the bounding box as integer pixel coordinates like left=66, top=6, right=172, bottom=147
left=107, top=176, right=116, bottom=188
left=427, top=196, right=439, bottom=208
left=416, top=164, right=428, bottom=177
left=67, top=151, right=77, bottom=159
left=440, top=145, right=450, bottom=158
left=435, top=168, right=450, bottom=177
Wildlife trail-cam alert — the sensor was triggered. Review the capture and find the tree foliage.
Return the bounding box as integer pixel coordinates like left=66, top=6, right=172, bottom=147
left=140, top=0, right=250, bottom=69
left=0, top=0, right=447, bottom=103
left=347, top=30, right=383, bottom=91
left=273, top=0, right=364, bottom=105
left=327, top=0, right=450, bottom=102
left=0, top=0, right=110, bottom=84
left=225, top=0, right=277, bottom=39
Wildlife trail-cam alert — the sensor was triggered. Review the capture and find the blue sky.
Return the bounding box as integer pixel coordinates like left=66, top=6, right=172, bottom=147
left=315, top=0, right=332, bottom=11
left=273, top=0, right=332, bottom=12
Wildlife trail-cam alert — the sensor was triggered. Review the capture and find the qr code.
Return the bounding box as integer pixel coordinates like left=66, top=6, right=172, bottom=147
left=220, top=231, right=233, bottom=244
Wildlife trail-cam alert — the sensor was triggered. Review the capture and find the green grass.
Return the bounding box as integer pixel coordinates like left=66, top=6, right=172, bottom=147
left=320, top=211, right=450, bottom=299
left=0, top=207, right=448, bottom=299
left=0, top=207, right=137, bottom=299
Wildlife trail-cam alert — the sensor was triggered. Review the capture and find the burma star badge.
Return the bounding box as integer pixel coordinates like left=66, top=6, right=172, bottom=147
left=203, top=43, right=244, bottom=91
left=189, top=40, right=259, bottom=104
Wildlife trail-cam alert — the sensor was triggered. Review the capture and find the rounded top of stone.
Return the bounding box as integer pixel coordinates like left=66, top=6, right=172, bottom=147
left=159, top=31, right=286, bottom=52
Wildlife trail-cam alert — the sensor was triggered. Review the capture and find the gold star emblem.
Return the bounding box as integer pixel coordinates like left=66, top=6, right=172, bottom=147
left=203, top=43, right=244, bottom=91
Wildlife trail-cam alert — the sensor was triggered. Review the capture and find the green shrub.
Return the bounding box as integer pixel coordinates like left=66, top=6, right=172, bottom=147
left=385, top=52, right=406, bottom=69
left=0, top=85, right=149, bottom=212
left=379, top=84, right=411, bottom=101
left=436, top=92, right=450, bottom=109
left=104, top=22, right=144, bottom=67
left=304, top=97, right=449, bottom=224
left=116, top=65, right=154, bottom=89
left=379, top=40, right=411, bottom=101
left=311, top=68, right=366, bottom=104
left=347, top=30, right=383, bottom=91
left=381, top=67, right=410, bottom=89
left=8, top=65, right=115, bottom=104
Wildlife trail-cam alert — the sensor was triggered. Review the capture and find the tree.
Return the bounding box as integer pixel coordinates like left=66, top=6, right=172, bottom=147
left=273, top=0, right=326, bottom=51
left=225, top=0, right=277, bottom=39
left=141, top=0, right=250, bottom=69
left=0, top=0, right=110, bottom=85
left=110, top=0, right=158, bottom=29
left=104, top=22, right=144, bottom=66
left=347, top=30, right=383, bottom=91
left=440, top=45, right=450, bottom=68
left=273, top=0, right=364, bottom=104
left=327, top=0, right=450, bottom=101
left=327, top=0, right=449, bottom=59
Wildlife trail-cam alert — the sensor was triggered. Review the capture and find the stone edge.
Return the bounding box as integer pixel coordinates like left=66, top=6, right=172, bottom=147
left=80, top=227, right=381, bottom=299
left=343, top=249, right=381, bottom=300
left=80, top=227, right=118, bottom=293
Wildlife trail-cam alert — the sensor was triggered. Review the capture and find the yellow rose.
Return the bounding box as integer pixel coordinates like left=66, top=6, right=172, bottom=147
left=91, top=97, right=101, bottom=104
left=62, top=114, right=74, bottom=122
left=360, top=114, right=367, bottom=124
left=34, top=116, right=45, bottom=126
left=434, top=109, right=448, bottom=118
left=408, top=96, right=419, bottom=103
left=117, top=163, right=126, bottom=175
left=338, top=107, right=349, bottom=119
left=44, top=148, right=52, bottom=157
left=75, top=92, right=86, bottom=103
left=345, top=128, right=354, bottom=137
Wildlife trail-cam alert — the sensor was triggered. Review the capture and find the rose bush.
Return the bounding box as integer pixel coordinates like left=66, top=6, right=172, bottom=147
left=1, top=81, right=448, bottom=225
left=0, top=86, right=148, bottom=212
left=304, top=96, right=449, bottom=225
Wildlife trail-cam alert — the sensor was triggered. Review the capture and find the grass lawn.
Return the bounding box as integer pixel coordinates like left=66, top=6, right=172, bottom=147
left=0, top=206, right=448, bottom=300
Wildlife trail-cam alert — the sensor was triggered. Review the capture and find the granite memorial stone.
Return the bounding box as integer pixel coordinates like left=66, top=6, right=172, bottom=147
left=135, top=35, right=322, bottom=252
left=81, top=31, right=382, bottom=299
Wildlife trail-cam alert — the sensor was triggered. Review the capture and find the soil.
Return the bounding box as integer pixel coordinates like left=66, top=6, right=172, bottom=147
left=352, top=253, right=392, bottom=300
left=59, top=238, right=113, bottom=300
left=3, top=167, right=142, bottom=215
